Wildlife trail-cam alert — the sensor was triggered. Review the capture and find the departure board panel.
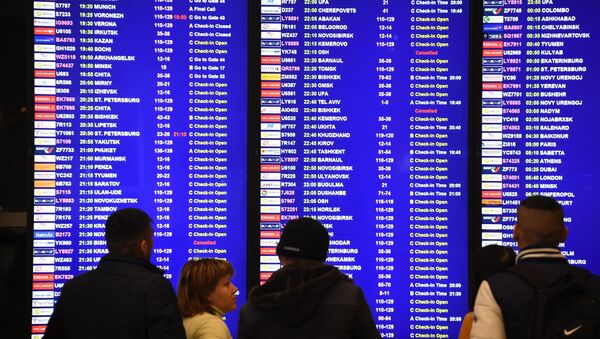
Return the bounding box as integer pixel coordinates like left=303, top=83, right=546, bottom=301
left=257, top=1, right=470, bottom=337
left=31, top=1, right=247, bottom=336
left=480, top=0, right=600, bottom=271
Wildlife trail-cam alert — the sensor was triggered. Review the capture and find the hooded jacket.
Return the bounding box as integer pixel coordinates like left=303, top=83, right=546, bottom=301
left=237, top=260, right=381, bottom=339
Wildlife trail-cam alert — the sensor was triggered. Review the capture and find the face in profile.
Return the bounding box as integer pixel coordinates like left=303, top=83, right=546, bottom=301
left=209, top=275, right=238, bottom=313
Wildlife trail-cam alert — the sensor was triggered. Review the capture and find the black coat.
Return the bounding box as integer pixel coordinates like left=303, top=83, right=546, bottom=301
left=44, top=254, right=185, bottom=339
left=238, top=261, right=381, bottom=339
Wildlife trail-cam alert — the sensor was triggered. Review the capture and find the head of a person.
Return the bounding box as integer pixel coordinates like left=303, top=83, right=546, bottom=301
left=276, top=217, right=330, bottom=265
left=105, top=208, right=154, bottom=261
left=177, top=259, right=237, bottom=318
left=469, top=245, right=516, bottom=309
left=515, top=195, right=567, bottom=249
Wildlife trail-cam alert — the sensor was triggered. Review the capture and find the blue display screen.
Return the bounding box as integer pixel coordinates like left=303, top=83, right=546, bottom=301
left=480, top=0, right=600, bottom=273
left=31, top=0, right=247, bottom=335
left=257, top=1, right=470, bottom=337
left=31, top=0, right=475, bottom=338
left=29, top=0, right=600, bottom=337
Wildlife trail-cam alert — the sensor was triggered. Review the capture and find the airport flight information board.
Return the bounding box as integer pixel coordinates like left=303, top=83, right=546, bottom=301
left=256, top=0, right=470, bottom=337
left=31, top=0, right=247, bottom=336
left=480, top=0, right=600, bottom=273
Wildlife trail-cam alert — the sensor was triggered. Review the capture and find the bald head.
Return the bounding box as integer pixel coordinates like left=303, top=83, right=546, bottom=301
left=515, top=195, right=567, bottom=248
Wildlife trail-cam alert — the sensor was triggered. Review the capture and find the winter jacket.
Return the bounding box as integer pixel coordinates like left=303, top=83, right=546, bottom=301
left=470, top=247, right=600, bottom=339
left=237, top=260, right=381, bottom=339
left=44, top=254, right=185, bottom=339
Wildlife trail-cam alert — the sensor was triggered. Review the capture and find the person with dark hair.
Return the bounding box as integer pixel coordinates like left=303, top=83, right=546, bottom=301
left=177, top=258, right=238, bottom=339
left=458, top=245, right=515, bottom=339
left=237, top=217, right=381, bottom=339
left=469, top=245, right=517, bottom=310
left=44, top=208, right=185, bottom=339
left=470, top=195, right=600, bottom=338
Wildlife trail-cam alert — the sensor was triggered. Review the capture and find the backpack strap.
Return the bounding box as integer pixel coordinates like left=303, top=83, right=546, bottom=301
left=505, top=266, right=591, bottom=339
left=506, top=266, right=548, bottom=339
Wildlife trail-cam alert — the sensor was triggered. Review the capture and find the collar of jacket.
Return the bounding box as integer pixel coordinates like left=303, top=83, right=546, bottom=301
left=516, top=246, right=567, bottom=264
left=100, top=253, right=164, bottom=274
left=211, top=305, right=225, bottom=317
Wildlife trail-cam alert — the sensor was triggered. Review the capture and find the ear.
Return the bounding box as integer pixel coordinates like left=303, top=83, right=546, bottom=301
left=513, top=223, right=520, bottom=242
left=278, top=255, right=290, bottom=266
left=140, top=239, right=151, bottom=260
left=560, top=226, right=569, bottom=243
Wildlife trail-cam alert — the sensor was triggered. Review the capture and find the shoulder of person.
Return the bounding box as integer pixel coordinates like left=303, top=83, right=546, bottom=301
left=584, top=271, right=600, bottom=294
left=56, top=269, right=93, bottom=293
left=321, top=278, right=363, bottom=304
left=586, top=271, right=600, bottom=283
left=187, top=313, right=230, bottom=339
left=485, top=269, right=528, bottom=289
left=125, top=259, right=168, bottom=283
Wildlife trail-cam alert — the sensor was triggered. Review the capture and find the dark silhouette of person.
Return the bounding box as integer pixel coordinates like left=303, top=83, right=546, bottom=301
left=238, top=217, right=381, bottom=339
left=44, top=208, right=185, bottom=338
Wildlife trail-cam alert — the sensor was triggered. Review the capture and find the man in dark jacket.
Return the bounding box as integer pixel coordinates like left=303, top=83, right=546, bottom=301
left=238, top=217, right=381, bottom=339
left=44, top=208, right=185, bottom=338
left=470, top=195, right=600, bottom=338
